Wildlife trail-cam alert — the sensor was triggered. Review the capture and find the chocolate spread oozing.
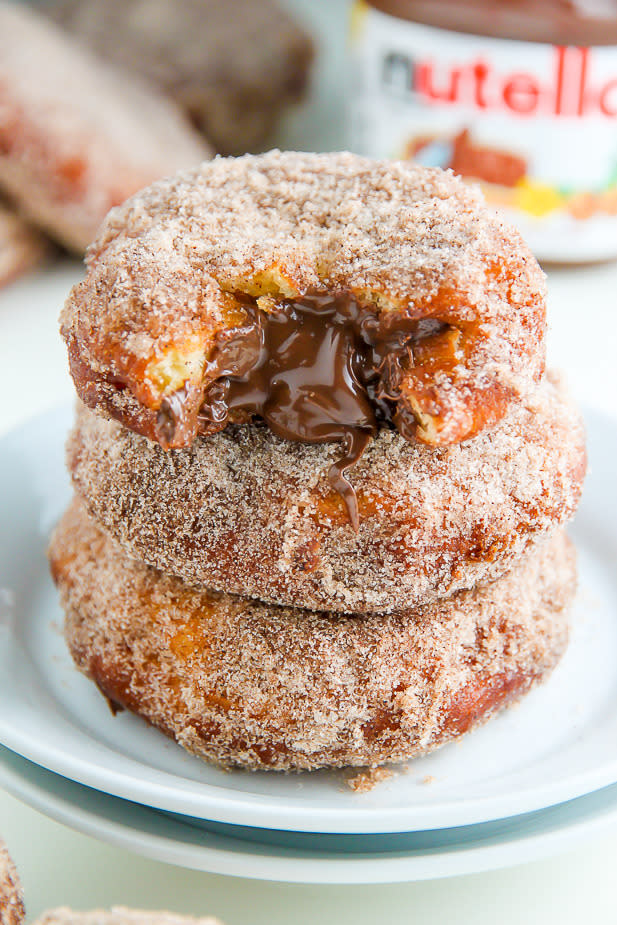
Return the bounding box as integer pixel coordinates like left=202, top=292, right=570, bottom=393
left=191, top=291, right=444, bottom=531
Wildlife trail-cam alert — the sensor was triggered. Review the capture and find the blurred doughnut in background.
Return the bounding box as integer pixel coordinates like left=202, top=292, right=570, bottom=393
left=0, top=197, right=50, bottom=287
left=0, top=0, right=313, bottom=285
left=0, top=1, right=211, bottom=257
left=41, top=0, right=315, bottom=154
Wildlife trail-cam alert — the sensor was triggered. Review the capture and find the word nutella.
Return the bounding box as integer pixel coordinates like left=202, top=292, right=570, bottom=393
left=384, top=46, right=617, bottom=117
left=350, top=0, right=617, bottom=262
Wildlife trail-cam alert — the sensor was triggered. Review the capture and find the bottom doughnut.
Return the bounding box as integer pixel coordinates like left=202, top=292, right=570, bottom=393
left=49, top=500, right=576, bottom=772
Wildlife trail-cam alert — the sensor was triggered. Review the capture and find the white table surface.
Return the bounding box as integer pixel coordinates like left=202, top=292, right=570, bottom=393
left=1, top=0, right=617, bottom=921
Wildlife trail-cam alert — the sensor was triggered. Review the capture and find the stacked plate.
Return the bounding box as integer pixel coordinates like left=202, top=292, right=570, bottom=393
left=0, top=406, right=616, bottom=884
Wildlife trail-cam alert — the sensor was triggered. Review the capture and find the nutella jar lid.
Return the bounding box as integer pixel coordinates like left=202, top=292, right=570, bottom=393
left=367, top=0, right=617, bottom=46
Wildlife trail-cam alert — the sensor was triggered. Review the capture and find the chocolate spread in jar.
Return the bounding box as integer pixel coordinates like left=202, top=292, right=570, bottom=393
left=160, top=292, right=450, bottom=530
left=351, top=0, right=617, bottom=262
left=367, top=1, right=617, bottom=45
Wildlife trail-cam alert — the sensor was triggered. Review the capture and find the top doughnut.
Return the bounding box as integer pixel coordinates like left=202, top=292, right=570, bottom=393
left=62, top=151, right=546, bottom=515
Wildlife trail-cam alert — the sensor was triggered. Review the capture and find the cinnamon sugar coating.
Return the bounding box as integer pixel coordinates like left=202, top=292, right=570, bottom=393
left=46, top=0, right=314, bottom=155
left=0, top=2, right=210, bottom=253
left=34, top=909, right=222, bottom=925
left=0, top=200, right=48, bottom=289
left=50, top=500, right=575, bottom=772
left=68, top=373, right=586, bottom=614
left=61, top=150, right=547, bottom=448
left=0, top=841, right=24, bottom=925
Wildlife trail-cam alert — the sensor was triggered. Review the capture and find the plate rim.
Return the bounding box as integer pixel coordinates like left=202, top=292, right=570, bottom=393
left=0, top=404, right=615, bottom=835
left=2, top=743, right=617, bottom=884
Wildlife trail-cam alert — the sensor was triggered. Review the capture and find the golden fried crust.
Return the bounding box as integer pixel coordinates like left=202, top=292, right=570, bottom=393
left=50, top=500, right=575, bottom=772
left=0, top=841, right=24, bottom=925
left=46, top=0, right=314, bottom=155
left=0, top=2, right=210, bottom=253
left=68, top=373, right=586, bottom=614
left=61, top=151, right=547, bottom=447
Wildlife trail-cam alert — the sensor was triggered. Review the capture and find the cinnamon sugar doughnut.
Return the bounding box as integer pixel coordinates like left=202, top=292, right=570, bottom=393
left=68, top=372, right=586, bottom=614
left=46, top=0, right=314, bottom=155
left=0, top=841, right=24, bottom=925
left=61, top=152, right=546, bottom=500
left=50, top=499, right=575, bottom=772
left=0, top=2, right=210, bottom=253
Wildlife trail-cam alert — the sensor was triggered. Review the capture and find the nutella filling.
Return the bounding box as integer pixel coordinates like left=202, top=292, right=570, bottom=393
left=193, top=292, right=444, bottom=530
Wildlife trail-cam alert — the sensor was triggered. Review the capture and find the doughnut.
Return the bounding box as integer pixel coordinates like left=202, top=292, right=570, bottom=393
left=50, top=499, right=575, bottom=772
left=0, top=841, right=24, bottom=925
left=68, top=372, right=586, bottom=614
left=35, top=910, right=222, bottom=925
left=61, top=151, right=547, bottom=523
left=0, top=199, right=48, bottom=289
left=45, top=0, right=314, bottom=155
left=0, top=2, right=210, bottom=253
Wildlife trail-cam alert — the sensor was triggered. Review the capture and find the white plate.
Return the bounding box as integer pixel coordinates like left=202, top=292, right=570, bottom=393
left=3, top=743, right=617, bottom=884
left=0, top=406, right=615, bottom=835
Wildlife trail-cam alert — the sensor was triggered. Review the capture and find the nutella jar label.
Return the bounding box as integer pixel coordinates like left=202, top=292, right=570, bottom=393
left=350, top=2, right=617, bottom=261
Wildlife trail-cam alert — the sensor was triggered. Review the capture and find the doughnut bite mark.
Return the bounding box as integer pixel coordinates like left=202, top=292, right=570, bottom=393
left=50, top=500, right=575, bottom=772
left=61, top=151, right=547, bottom=514
left=0, top=840, right=24, bottom=925
left=68, top=372, right=586, bottom=614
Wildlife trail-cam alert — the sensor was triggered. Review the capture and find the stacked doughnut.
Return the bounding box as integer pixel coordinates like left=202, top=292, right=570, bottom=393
left=49, top=152, right=586, bottom=772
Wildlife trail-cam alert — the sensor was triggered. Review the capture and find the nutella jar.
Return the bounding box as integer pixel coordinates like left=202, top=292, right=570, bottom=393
left=349, top=1, right=617, bottom=262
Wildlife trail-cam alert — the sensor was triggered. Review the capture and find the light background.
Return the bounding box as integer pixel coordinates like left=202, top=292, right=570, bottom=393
left=1, top=0, right=617, bottom=921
